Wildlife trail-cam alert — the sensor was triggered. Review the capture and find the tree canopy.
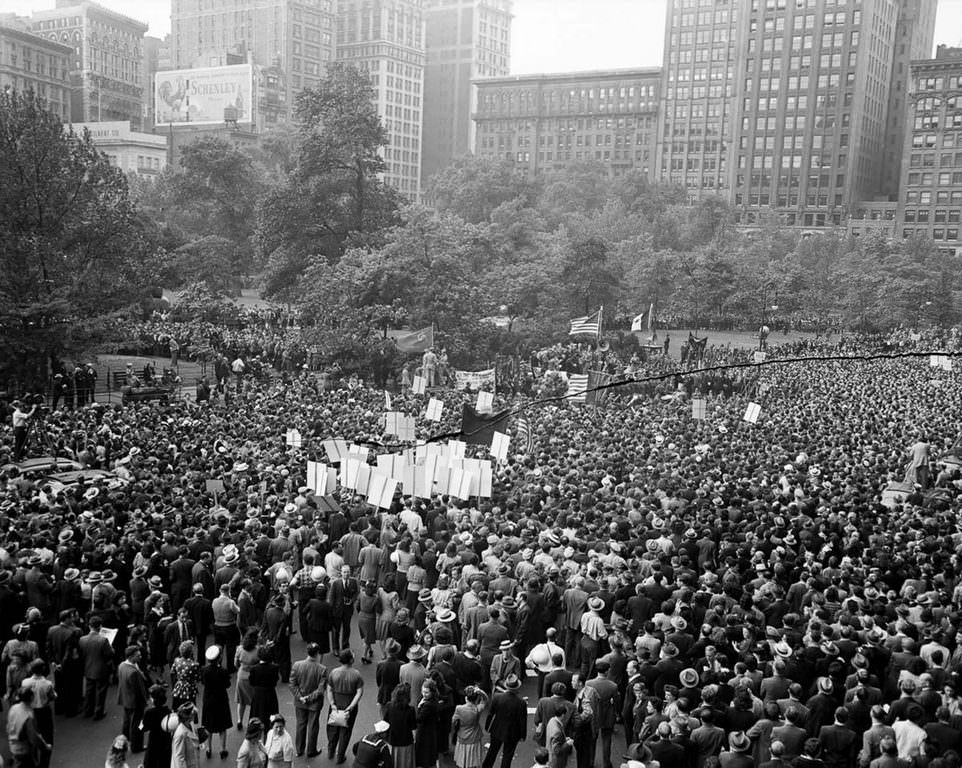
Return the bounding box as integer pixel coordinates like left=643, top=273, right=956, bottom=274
left=0, top=89, right=160, bottom=383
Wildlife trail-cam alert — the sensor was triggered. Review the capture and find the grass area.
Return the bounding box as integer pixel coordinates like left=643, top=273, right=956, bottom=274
left=659, top=327, right=817, bottom=358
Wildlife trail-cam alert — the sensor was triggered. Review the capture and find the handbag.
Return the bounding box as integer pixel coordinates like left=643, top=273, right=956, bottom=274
left=328, top=707, right=349, bottom=728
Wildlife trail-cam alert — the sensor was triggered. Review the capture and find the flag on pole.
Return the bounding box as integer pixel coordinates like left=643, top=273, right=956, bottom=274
left=394, top=325, right=434, bottom=354
left=568, top=309, right=602, bottom=337
left=587, top=370, right=611, bottom=405
left=630, top=313, right=645, bottom=332
left=516, top=417, right=534, bottom=455
left=647, top=303, right=654, bottom=331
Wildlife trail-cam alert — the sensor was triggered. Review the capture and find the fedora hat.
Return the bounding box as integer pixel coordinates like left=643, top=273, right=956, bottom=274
left=83, top=487, right=100, bottom=500
left=661, top=642, right=679, bottom=659
left=680, top=668, right=699, bottom=688
left=503, top=674, right=521, bottom=690
left=773, top=640, right=792, bottom=658
left=63, top=567, right=80, bottom=581
left=501, top=596, right=517, bottom=609
left=417, top=588, right=433, bottom=604
left=407, top=645, right=427, bottom=661
left=729, top=731, right=751, bottom=753
left=588, top=596, right=605, bottom=612
left=670, top=616, right=688, bottom=631
left=87, top=571, right=103, bottom=584
left=148, top=575, right=163, bottom=588
left=57, top=529, right=74, bottom=544
left=223, top=551, right=239, bottom=564
left=499, top=639, right=515, bottom=652
left=435, top=608, right=456, bottom=623
left=816, top=677, right=833, bottom=694
left=133, top=565, right=148, bottom=578
left=26, top=553, right=42, bottom=567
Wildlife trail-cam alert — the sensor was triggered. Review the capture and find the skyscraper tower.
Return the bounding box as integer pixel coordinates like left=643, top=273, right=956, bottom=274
left=170, top=0, right=336, bottom=116
left=420, top=0, right=512, bottom=184
left=655, top=0, right=742, bottom=199
left=659, top=0, right=937, bottom=228
left=335, top=0, right=426, bottom=198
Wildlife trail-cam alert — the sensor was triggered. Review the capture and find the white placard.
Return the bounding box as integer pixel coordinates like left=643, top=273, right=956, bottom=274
left=322, top=439, right=349, bottom=464
left=307, top=461, right=337, bottom=495
left=476, top=391, right=494, bottom=413
left=490, top=431, right=510, bottom=463
left=479, top=462, right=493, bottom=498
left=744, top=402, right=762, bottom=424
left=285, top=428, right=302, bottom=448
left=366, top=473, right=398, bottom=509
left=412, top=376, right=426, bottom=395
left=425, top=398, right=444, bottom=422
left=447, top=440, right=466, bottom=460
left=384, top=391, right=392, bottom=410
left=348, top=444, right=370, bottom=461
left=691, top=398, right=706, bottom=420
left=753, top=351, right=767, bottom=363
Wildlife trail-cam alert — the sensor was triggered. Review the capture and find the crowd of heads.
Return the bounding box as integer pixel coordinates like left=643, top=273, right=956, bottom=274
left=1, top=323, right=962, bottom=764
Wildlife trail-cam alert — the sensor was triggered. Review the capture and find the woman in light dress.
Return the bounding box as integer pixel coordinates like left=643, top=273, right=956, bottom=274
left=451, top=686, right=489, bottom=768
left=376, top=575, right=400, bottom=659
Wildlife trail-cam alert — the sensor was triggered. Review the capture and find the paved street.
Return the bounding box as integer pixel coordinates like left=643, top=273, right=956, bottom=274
left=9, top=620, right=569, bottom=768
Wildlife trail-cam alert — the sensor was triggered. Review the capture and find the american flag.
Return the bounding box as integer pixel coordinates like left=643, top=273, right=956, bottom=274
left=568, top=309, right=602, bottom=337
left=566, top=373, right=589, bottom=403
left=516, top=416, right=534, bottom=454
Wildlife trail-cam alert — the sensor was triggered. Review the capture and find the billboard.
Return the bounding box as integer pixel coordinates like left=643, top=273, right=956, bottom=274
left=155, top=64, right=253, bottom=126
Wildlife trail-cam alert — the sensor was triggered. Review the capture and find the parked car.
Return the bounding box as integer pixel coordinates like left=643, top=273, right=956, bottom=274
left=2, top=457, right=82, bottom=478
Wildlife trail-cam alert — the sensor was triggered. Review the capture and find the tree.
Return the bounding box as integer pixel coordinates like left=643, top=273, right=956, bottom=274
left=0, top=89, right=159, bottom=384
left=255, top=64, right=401, bottom=297
left=427, top=155, right=535, bottom=224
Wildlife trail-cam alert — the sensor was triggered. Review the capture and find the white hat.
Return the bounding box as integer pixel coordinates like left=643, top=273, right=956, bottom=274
left=374, top=721, right=390, bottom=733
left=205, top=645, right=221, bottom=661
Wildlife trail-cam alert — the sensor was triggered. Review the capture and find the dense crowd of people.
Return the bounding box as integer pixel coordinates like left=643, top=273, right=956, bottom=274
left=1, top=325, right=962, bottom=768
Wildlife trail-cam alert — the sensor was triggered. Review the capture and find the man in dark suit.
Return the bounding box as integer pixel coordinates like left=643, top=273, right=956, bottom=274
left=818, top=706, right=858, bottom=768
left=327, top=565, right=359, bottom=656
left=117, top=645, right=148, bottom=752
left=482, top=674, right=527, bottom=768
left=925, top=706, right=962, bottom=754
left=78, top=615, right=113, bottom=719
left=586, top=661, right=620, bottom=768
left=169, top=548, right=196, bottom=613
left=183, top=584, right=214, bottom=661
left=164, top=607, right=195, bottom=664
left=771, top=707, right=808, bottom=762
left=543, top=654, right=573, bottom=702
left=533, top=682, right=576, bottom=746
left=290, top=643, right=329, bottom=758
left=647, top=721, right=687, bottom=766
left=452, top=640, right=485, bottom=704
left=191, top=552, right=216, bottom=600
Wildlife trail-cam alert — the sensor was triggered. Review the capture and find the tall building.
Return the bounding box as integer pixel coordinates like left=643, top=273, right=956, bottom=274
left=880, top=0, right=937, bottom=198
left=142, top=34, right=168, bottom=129
left=30, top=1, right=148, bottom=127
left=897, top=46, right=962, bottom=256
left=658, top=0, right=936, bottom=228
left=421, top=0, right=512, bottom=184
left=169, top=0, right=336, bottom=116
left=336, top=0, right=426, bottom=198
left=0, top=14, right=73, bottom=120
left=656, top=0, right=742, bottom=198
left=473, top=68, right=661, bottom=179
